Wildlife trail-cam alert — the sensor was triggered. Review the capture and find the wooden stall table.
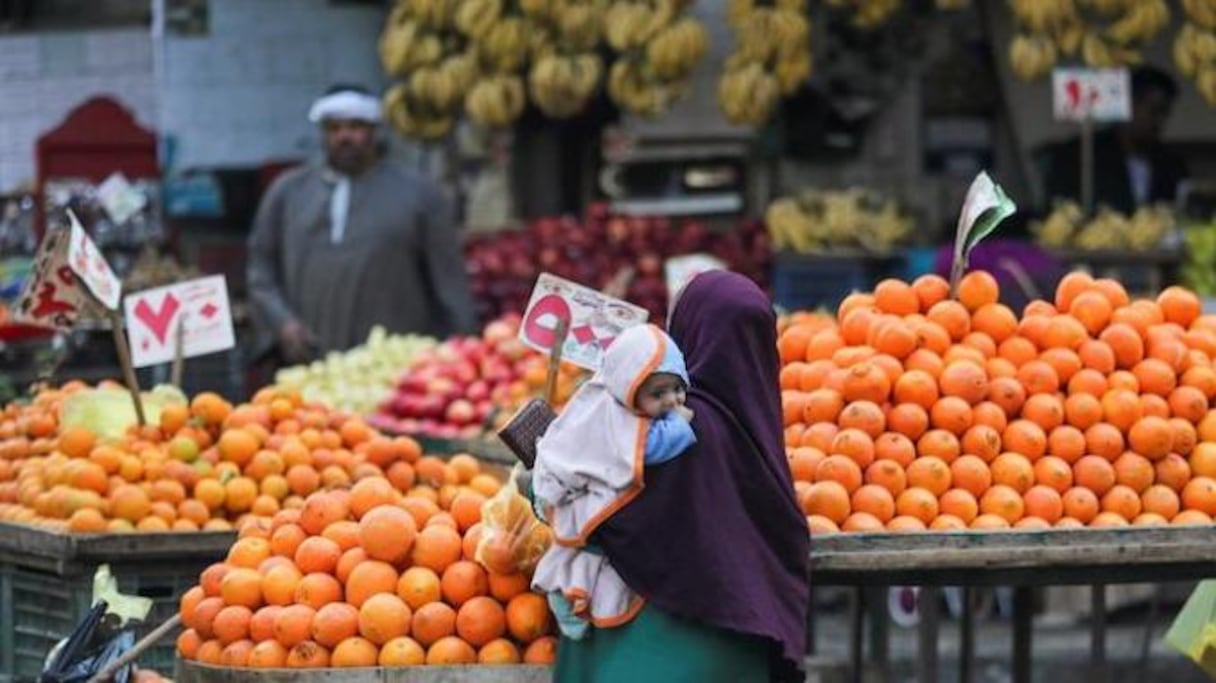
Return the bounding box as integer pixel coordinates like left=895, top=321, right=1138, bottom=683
left=810, top=527, right=1216, bottom=683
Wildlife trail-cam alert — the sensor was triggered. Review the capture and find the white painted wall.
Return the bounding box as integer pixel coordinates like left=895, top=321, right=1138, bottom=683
left=0, top=0, right=388, bottom=192
left=159, top=0, right=388, bottom=170
left=0, top=28, right=157, bottom=191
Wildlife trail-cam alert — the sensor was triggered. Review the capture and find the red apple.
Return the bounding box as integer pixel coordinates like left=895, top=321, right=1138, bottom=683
left=446, top=399, right=476, bottom=426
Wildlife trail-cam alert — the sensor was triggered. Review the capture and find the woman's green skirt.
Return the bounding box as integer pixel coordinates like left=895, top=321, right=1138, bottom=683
left=553, top=604, right=771, bottom=682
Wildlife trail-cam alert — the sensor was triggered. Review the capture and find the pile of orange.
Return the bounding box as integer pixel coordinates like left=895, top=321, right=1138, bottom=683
left=176, top=478, right=556, bottom=668
left=0, top=384, right=455, bottom=533
left=780, top=270, right=1216, bottom=533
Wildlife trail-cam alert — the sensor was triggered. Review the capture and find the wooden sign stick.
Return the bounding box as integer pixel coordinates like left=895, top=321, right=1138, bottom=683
left=170, top=315, right=186, bottom=389
left=544, top=318, right=569, bottom=407
left=108, top=309, right=146, bottom=427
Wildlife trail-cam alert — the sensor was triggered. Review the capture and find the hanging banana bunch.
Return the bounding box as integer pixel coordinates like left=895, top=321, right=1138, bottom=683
left=1177, top=1, right=1216, bottom=106
left=380, top=5, right=446, bottom=77
left=529, top=53, right=604, bottom=117
left=603, top=0, right=709, bottom=117
left=465, top=74, right=528, bottom=126
left=520, top=0, right=604, bottom=120
left=383, top=83, right=458, bottom=140
left=766, top=189, right=912, bottom=254
left=1007, top=0, right=1171, bottom=81
left=718, top=1, right=810, bottom=127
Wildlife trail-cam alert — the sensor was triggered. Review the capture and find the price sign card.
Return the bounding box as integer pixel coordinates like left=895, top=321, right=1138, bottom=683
left=12, top=227, right=90, bottom=330
left=67, top=210, right=122, bottom=310
left=1052, top=68, right=1132, bottom=122
left=124, top=275, right=235, bottom=368
left=519, top=273, right=649, bottom=371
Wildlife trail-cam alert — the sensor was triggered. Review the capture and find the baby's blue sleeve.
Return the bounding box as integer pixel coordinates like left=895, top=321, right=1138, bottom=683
left=644, top=415, right=697, bottom=465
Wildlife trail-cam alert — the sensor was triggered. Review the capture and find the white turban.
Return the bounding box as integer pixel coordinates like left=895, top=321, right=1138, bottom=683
left=308, top=90, right=382, bottom=124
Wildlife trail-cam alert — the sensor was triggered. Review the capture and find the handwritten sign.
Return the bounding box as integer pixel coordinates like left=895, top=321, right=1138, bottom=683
left=123, top=275, right=235, bottom=368
left=12, top=227, right=89, bottom=331
left=519, top=273, right=649, bottom=371
left=67, top=211, right=122, bottom=310
left=665, top=254, right=725, bottom=299
left=1052, top=68, right=1131, bottom=122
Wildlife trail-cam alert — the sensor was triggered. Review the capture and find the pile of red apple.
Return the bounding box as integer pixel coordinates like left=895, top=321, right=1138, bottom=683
left=465, top=203, right=772, bottom=324
left=372, top=315, right=568, bottom=440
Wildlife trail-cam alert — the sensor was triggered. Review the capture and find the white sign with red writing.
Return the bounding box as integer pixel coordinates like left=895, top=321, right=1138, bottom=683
left=519, top=273, right=649, bottom=371
left=12, top=227, right=90, bottom=331
left=67, top=210, right=122, bottom=310
left=1052, top=67, right=1132, bottom=122
left=123, top=275, right=235, bottom=368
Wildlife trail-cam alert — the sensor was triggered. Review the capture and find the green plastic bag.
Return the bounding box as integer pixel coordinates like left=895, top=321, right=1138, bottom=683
left=1165, top=580, right=1216, bottom=678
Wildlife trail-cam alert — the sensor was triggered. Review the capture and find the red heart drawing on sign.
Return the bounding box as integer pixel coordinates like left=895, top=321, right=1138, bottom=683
left=134, top=294, right=181, bottom=345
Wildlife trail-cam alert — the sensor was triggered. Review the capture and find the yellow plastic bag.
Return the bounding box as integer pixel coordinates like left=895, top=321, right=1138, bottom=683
left=1165, top=579, right=1216, bottom=678
left=475, top=464, right=552, bottom=575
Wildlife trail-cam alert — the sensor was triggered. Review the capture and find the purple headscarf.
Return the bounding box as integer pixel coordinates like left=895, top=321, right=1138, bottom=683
left=592, top=271, right=811, bottom=680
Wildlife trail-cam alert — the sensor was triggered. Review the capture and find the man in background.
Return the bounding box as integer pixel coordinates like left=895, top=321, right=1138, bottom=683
left=1043, top=65, right=1190, bottom=214
left=247, top=85, right=477, bottom=364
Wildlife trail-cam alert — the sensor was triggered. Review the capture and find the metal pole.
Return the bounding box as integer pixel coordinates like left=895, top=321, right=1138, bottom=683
left=918, top=586, right=940, bottom=683
left=1012, top=586, right=1033, bottom=683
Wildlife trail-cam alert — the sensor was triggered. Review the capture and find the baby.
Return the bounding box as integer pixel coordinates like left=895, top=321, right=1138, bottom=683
left=530, top=323, right=696, bottom=638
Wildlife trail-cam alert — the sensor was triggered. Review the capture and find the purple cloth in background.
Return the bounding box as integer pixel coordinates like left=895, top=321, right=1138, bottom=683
left=593, top=271, right=812, bottom=681
left=933, top=239, right=1066, bottom=310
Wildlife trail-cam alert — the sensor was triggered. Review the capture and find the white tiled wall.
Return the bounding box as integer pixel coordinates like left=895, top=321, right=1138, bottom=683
left=160, top=0, right=388, bottom=170
left=0, top=28, right=157, bottom=191
left=0, top=0, right=388, bottom=192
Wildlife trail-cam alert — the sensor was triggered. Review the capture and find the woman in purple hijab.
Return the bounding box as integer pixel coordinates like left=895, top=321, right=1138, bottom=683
left=549, top=270, right=811, bottom=682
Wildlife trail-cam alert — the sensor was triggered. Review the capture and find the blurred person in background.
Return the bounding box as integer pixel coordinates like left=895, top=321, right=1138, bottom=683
left=1043, top=65, right=1189, bottom=214
left=247, top=85, right=477, bottom=366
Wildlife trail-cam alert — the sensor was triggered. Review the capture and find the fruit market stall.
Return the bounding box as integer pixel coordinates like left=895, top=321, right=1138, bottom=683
left=810, top=526, right=1216, bottom=683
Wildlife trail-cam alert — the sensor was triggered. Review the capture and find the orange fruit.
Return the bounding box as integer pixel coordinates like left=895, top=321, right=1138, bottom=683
left=1065, top=393, right=1103, bottom=430
left=378, top=637, right=426, bottom=666
left=1055, top=271, right=1093, bottom=311
left=273, top=604, right=317, bottom=648
left=411, top=602, right=457, bottom=647
left=906, top=456, right=952, bottom=496
left=887, top=404, right=929, bottom=441
left=851, top=484, right=896, bottom=523
left=864, top=458, right=908, bottom=495
left=220, top=568, right=263, bottom=609
left=1155, top=454, right=1192, bottom=493
left=990, top=452, right=1035, bottom=494
left=815, top=455, right=863, bottom=494
left=346, top=560, right=399, bottom=609
left=938, top=488, right=979, bottom=524
left=1069, top=291, right=1112, bottom=335
left=1158, top=286, right=1201, bottom=327
left=802, top=389, right=844, bottom=424
left=1073, top=455, right=1116, bottom=496
left=440, top=561, right=489, bottom=608
left=917, top=429, right=961, bottom=463
left=1100, top=323, right=1145, bottom=370
left=359, top=505, right=418, bottom=564
left=397, top=567, right=443, bottom=611
left=1022, top=485, right=1063, bottom=524
left=1126, top=416, right=1174, bottom=461
left=294, top=536, right=342, bottom=575
left=285, top=640, right=330, bottom=668
left=831, top=429, right=875, bottom=469
left=505, top=592, right=553, bottom=644
left=1084, top=423, right=1125, bottom=461
left=1034, top=455, right=1074, bottom=493
left=1173, top=509, right=1214, bottom=526
left=455, top=596, right=507, bottom=648
left=1182, top=476, right=1216, bottom=515
left=311, top=602, right=359, bottom=649
left=804, top=480, right=851, bottom=524
left=1002, top=421, right=1047, bottom=461
left=980, top=484, right=1025, bottom=525
left=841, top=511, right=886, bottom=532
left=426, top=636, right=478, bottom=665
left=294, top=572, right=343, bottom=610
left=478, top=638, right=522, bottom=664
left=1141, top=484, right=1180, bottom=520
left=895, top=487, right=939, bottom=524
left=839, top=401, right=886, bottom=439
left=912, top=274, right=951, bottom=311
left=1100, top=484, right=1142, bottom=521
left=358, top=593, right=412, bottom=646
left=949, top=455, right=992, bottom=498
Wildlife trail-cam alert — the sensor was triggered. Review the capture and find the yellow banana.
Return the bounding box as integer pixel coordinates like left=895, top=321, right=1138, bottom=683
left=454, top=0, right=501, bottom=39
left=1106, top=0, right=1169, bottom=45
left=1198, top=66, right=1216, bottom=106
left=479, top=17, right=528, bottom=73
left=465, top=75, right=526, bottom=127
left=1010, top=33, right=1057, bottom=81
left=1184, top=0, right=1216, bottom=30
left=558, top=2, right=604, bottom=52
left=718, top=63, right=779, bottom=126
left=384, top=84, right=454, bottom=140
left=646, top=17, right=709, bottom=81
